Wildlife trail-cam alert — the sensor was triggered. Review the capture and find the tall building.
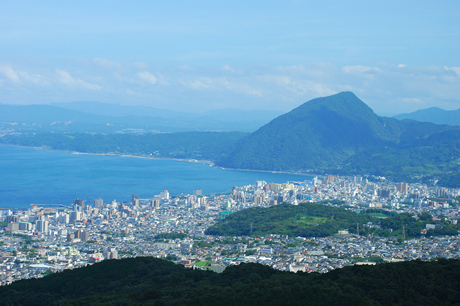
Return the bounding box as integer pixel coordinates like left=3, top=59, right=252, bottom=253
left=254, top=195, right=264, bottom=205
left=151, top=199, right=160, bottom=209
left=7, top=222, right=19, bottom=232
left=94, top=198, right=103, bottom=208
left=81, top=231, right=89, bottom=241
left=73, top=198, right=85, bottom=207
left=105, top=248, right=118, bottom=259
left=436, top=188, right=447, bottom=198
left=36, top=220, right=49, bottom=233
left=377, top=189, right=391, bottom=198
left=396, top=183, right=409, bottom=193
left=160, top=190, right=170, bottom=200
left=131, top=194, right=139, bottom=206
left=7, top=215, right=19, bottom=223
left=18, top=222, right=32, bottom=231
left=193, top=190, right=202, bottom=196
left=58, top=213, right=69, bottom=224
left=69, top=211, right=81, bottom=223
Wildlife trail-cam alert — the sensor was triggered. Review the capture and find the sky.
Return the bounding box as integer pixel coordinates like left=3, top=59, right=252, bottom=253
left=0, top=1, right=459, bottom=115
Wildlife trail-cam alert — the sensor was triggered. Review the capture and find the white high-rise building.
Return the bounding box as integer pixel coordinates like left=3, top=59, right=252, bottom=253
left=160, top=190, right=170, bottom=200
left=58, top=214, right=69, bottom=224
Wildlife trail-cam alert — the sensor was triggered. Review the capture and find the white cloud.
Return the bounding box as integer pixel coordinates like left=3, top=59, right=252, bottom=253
left=178, top=65, right=193, bottom=71
left=138, top=71, right=157, bottom=85
left=94, top=58, right=120, bottom=69
left=0, top=64, right=49, bottom=85
left=1, top=61, right=459, bottom=113
left=0, top=65, right=20, bottom=83
left=55, top=69, right=101, bottom=90
left=126, top=88, right=143, bottom=96
left=180, top=76, right=262, bottom=96
left=342, top=65, right=380, bottom=74
left=133, top=62, right=148, bottom=69
left=444, top=66, right=460, bottom=77
left=397, top=64, right=406, bottom=68
left=400, top=98, right=423, bottom=104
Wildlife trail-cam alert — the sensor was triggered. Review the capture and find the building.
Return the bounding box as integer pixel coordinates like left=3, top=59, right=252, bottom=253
left=104, top=248, right=118, bottom=259
left=18, top=222, right=32, bottom=231
left=7, top=215, right=19, bottom=223
left=160, top=190, right=170, bottom=200
left=7, top=222, right=19, bottom=232
left=73, top=198, right=85, bottom=207
left=151, top=199, right=160, bottom=209
left=211, top=263, right=226, bottom=273
left=69, top=211, right=80, bottom=223
left=94, top=198, right=103, bottom=208
left=377, top=189, right=391, bottom=198
left=254, top=195, right=264, bottom=205
left=396, top=183, right=409, bottom=193
left=81, top=231, right=89, bottom=242
left=58, top=214, right=69, bottom=224
left=35, top=220, right=49, bottom=233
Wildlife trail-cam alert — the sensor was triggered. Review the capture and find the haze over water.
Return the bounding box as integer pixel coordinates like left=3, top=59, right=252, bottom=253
left=0, top=145, right=312, bottom=208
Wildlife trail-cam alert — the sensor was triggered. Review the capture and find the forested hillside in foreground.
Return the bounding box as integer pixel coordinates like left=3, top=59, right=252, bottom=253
left=1, top=257, right=460, bottom=306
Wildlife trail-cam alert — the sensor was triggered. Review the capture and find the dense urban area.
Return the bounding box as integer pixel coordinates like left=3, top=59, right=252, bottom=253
left=1, top=175, right=460, bottom=286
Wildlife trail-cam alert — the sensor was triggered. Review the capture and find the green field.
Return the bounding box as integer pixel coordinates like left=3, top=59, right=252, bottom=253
left=297, top=216, right=327, bottom=224
left=194, top=261, right=212, bottom=267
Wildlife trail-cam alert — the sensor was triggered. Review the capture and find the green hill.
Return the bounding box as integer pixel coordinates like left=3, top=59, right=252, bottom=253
left=1, top=257, right=460, bottom=305
left=205, top=203, right=460, bottom=239
left=215, top=92, right=460, bottom=186
left=217, top=92, right=398, bottom=170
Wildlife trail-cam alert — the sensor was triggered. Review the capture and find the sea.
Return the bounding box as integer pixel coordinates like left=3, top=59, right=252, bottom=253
left=0, top=145, right=313, bottom=209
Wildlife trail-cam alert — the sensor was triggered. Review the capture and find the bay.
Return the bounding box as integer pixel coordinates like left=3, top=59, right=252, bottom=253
left=0, top=145, right=313, bottom=208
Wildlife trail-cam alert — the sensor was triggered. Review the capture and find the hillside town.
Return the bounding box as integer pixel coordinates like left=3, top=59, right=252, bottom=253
left=1, top=175, right=460, bottom=285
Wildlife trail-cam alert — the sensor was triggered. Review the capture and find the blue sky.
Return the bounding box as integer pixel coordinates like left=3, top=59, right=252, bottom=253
left=0, top=0, right=459, bottom=114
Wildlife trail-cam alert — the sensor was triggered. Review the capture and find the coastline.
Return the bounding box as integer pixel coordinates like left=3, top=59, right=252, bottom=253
left=0, top=143, right=320, bottom=178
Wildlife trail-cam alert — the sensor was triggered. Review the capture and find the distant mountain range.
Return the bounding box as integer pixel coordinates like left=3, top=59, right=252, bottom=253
left=1, top=92, right=459, bottom=186
left=394, top=107, right=460, bottom=126
left=0, top=102, right=282, bottom=133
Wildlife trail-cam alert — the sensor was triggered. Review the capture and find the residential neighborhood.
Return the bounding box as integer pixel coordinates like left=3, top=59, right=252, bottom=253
left=1, top=175, right=460, bottom=285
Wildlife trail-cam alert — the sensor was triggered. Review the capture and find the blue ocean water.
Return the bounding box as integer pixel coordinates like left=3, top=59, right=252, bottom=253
left=0, top=145, right=313, bottom=208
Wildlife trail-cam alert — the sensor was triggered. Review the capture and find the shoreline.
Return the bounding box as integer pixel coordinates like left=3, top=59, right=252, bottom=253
left=0, top=143, right=319, bottom=178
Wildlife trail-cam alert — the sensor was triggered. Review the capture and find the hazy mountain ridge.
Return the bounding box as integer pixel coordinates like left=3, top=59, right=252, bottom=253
left=0, top=103, right=282, bottom=132
left=2, top=92, right=460, bottom=185
left=0, top=131, right=246, bottom=161
left=394, top=107, right=460, bottom=126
